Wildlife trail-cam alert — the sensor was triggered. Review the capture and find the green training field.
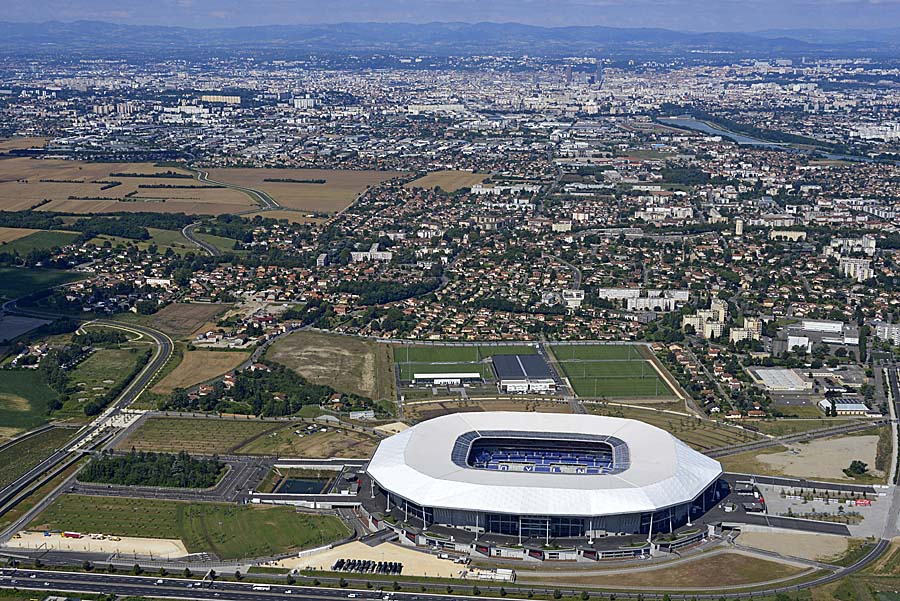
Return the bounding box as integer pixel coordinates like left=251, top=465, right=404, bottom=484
left=31, top=495, right=350, bottom=560
left=0, top=369, right=58, bottom=432
left=0, top=267, right=84, bottom=300
left=393, top=344, right=538, bottom=383
left=551, top=344, right=675, bottom=399
left=393, top=344, right=537, bottom=365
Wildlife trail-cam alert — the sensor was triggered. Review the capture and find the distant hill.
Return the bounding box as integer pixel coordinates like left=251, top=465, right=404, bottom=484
left=0, top=21, right=897, bottom=58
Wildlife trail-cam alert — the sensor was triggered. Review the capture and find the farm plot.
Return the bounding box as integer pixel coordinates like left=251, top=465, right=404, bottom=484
left=118, top=417, right=282, bottom=454
left=266, top=330, right=395, bottom=400
left=29, top=495, right=349, bottom=560
left=0, top=158, right=255, bottom=215
left=0, top=427, right=75, bottom=489
left=550, top=344, right=675, bottom=399
left=404, top=170, right=489, bottom=192
left=151, top=350, right=250, bottom=394
left=122, top=302, right=228, bottom=339
left=206, top=168, right=408, bottom=213
left=0, top=227, right=40, bottom=244
left=586, top=403, right=761, bottom=452
left=0, top=137, right=48, bottom=153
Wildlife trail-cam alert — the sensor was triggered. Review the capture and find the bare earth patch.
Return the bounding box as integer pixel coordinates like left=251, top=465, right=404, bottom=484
left=9, top=530, right=188, bottom=559
left=266, top=330, right=394, bottom=400
left=0, top=393, right=30, bottom=412
left=279, top=541, right=460, bottom=578
left=737, top=530, right=849, bottom=561
left=758, top=435, right=880, bottom=481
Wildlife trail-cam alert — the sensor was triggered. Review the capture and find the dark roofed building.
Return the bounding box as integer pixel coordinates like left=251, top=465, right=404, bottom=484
left=492, top=354, right=556, bottom=393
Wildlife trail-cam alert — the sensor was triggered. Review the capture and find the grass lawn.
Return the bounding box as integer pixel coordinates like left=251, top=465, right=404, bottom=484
left=30, top=494, right=350, bottom=560
left=0, top=427, right=75, bottom=489
left=517, top=551, right=805, bottom=588
left=118, top=417, right=283, bottom=455
left=397, top=361, right=494, bottom=381
left=0, top=369, right=58, bottom=432
left=0, top=230, right=80, bottom=254
left=57, top=347, right=145, bottom=417
left=549, top=344, right=675, bottom=399
left=0, top=267, right=84, bottom=300
left=0, top=457, right=87, bottom=534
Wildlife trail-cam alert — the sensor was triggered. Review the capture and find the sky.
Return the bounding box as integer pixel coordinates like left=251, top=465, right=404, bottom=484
left=3, top=0, right=900, bottom=32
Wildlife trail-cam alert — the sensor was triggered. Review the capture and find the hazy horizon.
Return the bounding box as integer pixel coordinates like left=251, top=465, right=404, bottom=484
left=3, top=0, right=900, bottom=33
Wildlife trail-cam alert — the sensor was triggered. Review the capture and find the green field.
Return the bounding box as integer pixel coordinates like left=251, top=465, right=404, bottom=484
left=0, top=369, right=58, bottom=431
left=394, top=344, right=537, bottom=364
left=58, top=347, right=145, bottom=417
left=88, top=228, right=240, bottom=257
left=31, top=495, right=350, bottom=560
left=0, top=267, right=84, bottom=300
left=0, top=427, right=74, bottom=489
left=394, top=344, right=538, bottom=383
left=0, top=231, right=81, bottom=255
left=551, top=344, right=674, bottom=399
left=119, top=417, right=283, bottom=454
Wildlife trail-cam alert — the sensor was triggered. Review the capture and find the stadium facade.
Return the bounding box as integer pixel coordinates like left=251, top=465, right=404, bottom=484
left=366, top=412, right=722, bottom=540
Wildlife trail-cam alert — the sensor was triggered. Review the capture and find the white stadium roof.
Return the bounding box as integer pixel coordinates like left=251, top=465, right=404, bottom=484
left=366, top=412, right=722, bottom=517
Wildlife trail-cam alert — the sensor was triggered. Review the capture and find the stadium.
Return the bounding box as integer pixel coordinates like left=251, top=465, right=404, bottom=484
left=366, top=412, right=723, bottom=540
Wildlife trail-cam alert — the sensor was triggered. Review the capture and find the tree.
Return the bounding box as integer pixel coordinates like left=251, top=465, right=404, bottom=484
left=132, top=564, right=143, bottom=575
left=553, top=590, right=563, bottom=599
left=844, top=460, right=869, bottom=477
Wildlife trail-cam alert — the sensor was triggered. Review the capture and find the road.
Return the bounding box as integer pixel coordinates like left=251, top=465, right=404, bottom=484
left=182, top=222, right=221, bottom=257
left=0, top=537, right=890, bottom=601
left=193, top=168, right=281, bottom=210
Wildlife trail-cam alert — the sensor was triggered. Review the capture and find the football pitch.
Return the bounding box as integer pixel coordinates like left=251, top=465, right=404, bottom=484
left=551, top=344, right=675, bottom=399
left=393, top=344, right=537, bottom=382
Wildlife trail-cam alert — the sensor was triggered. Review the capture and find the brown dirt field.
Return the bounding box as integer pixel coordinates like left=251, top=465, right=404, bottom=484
left=206, top=168, right=408, bottom=213
left=139, top=303, right=228, bottom=338
left=0, top=159, right=254, bottom=215
left=266, top=330, right=395, bottom=400
left=235, top=424, right=379, bottom=458
left=405, top=170, right=489, bottom=192
left=0, top=393, right=30, bottom=412
left=518, top=551, right=806, bottom=588
left=737, top=531, right=849, bottom=561
left=151, top=350, right=250, bottom=393
left=0, top=227, right=40, bottom=243
left=0, top=137, right=48, bottom=152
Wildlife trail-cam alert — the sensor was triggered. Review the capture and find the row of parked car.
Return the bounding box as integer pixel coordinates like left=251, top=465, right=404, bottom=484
left=331, top=559, right=403, bottom=575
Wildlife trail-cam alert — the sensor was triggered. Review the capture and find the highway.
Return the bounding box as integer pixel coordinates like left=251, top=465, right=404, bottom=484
left=182, top=222, right=221, bottom=256
left=193, top=168, right=281, bottom=210
left=0, top=536, right=890, bottom=601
